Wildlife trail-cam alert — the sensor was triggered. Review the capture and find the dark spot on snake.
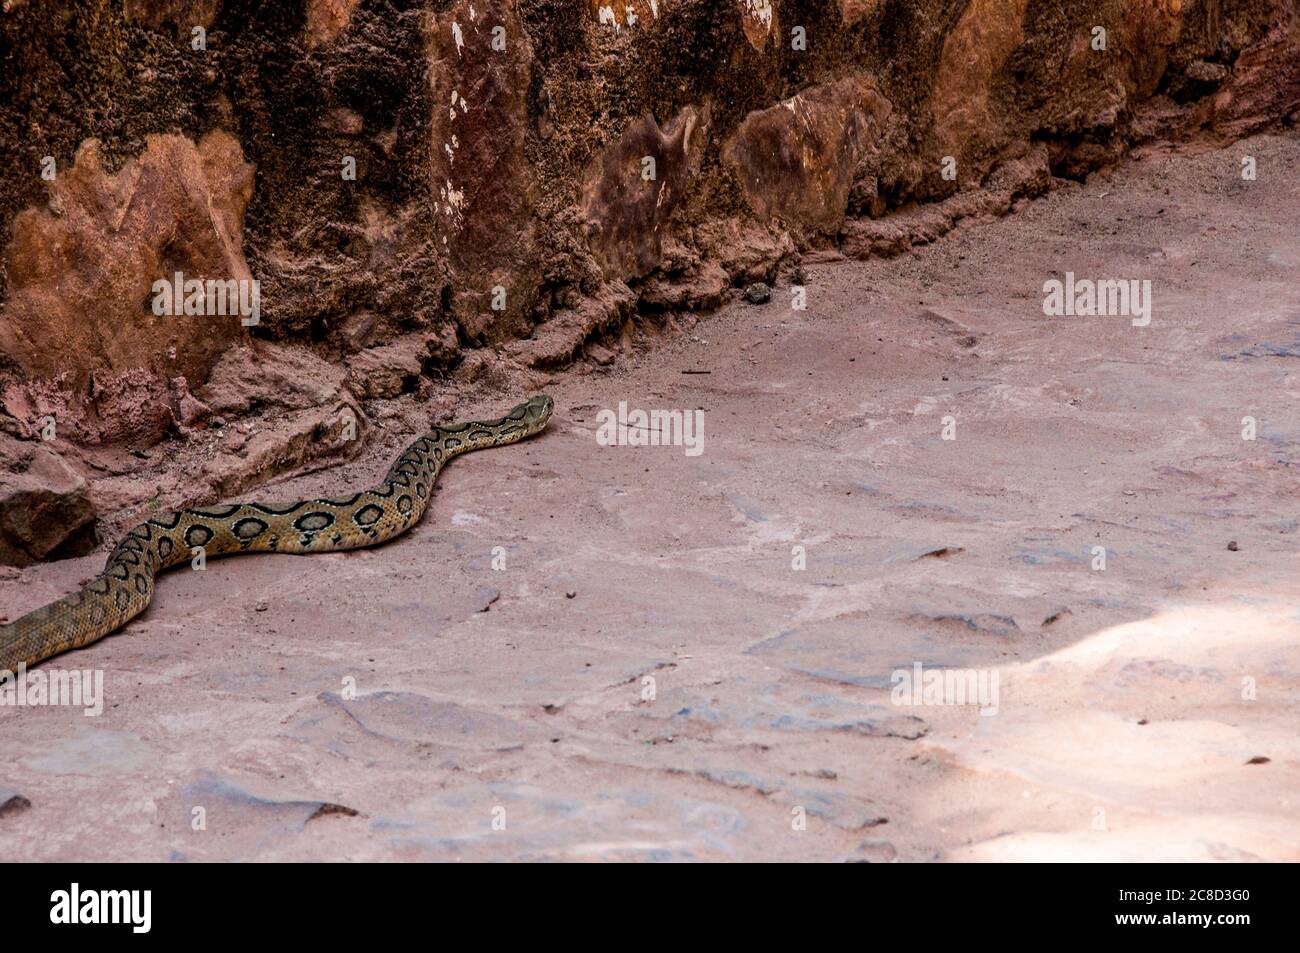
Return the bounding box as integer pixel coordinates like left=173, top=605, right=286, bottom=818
left=157, top=537, right=174, bottom=559
left=233, top=517, right=270, bottom=540
left=330, top=533, right=343, bottom=545
left=148, top=512, right=183, bottom=530
left=108, top=563, right=130, bottom=581
left=114, top=589, right=130, bottom=611
left=187, top=504, right=242, bottom=519
left=445, top=438, right=462, bottom=450
left=397, top=495, right=413, bottom=515
left=416, top=483, right=427, bottom=499
left=294, top=512, right=335, bottom=532
left=185, top=524, right=214, bottom=548
left=250, top=501, right=305, bottom=516
left=133, top=574, right=149, bottom=595
left=320, top=493, right=361, bottom=508
left=353, top=504, right=383, bottom=527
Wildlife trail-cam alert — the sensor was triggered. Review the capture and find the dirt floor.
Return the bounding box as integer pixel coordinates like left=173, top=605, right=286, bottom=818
left=2, top=131, right=1298, bottom=862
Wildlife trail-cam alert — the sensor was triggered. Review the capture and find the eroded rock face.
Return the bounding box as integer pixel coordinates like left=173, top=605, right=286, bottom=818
left=736, top=0, right=777, bottom=51
left=725, top=78, right=891, bottom=235
left=0, top=131, right=254, bottom=445
left=0, top=0, right=1297, bottom=566
left=930, top=0, right=1029, bottom=179
left=589, top=0, right=660, bottom=30
left=584, top=108, right=703, bottom=280
left=1207, top=10, right=1300, bottom=137
left=304, top=0, right=362, bottom=47
left=838, top=0, right=879, bottom=26
left=428, top=0, right=537, bottom=344
left=123, top=0, right=221, bottom=33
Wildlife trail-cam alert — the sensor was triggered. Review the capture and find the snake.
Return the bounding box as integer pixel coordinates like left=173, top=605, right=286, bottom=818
left=0, top=394, right=554, bottom=672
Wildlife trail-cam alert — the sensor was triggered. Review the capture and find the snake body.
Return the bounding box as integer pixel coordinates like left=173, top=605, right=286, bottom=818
left=0, top=395, right=554, bottom=672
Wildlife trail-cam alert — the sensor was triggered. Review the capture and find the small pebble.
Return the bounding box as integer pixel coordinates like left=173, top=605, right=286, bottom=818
left=744, top=282, right=772, bottom=305
left=565, top=591, right=576, bottom=599
left=1227, top=540, right=1239, bottom=551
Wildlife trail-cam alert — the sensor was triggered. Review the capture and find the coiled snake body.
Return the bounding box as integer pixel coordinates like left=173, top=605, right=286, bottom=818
left=0, top=395, right=554, bottom=672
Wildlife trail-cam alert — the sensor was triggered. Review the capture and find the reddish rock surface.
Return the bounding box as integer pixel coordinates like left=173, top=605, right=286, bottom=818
left=583, top=108, right=703, bottom=279
left=428, top=0, right=538, bottom=343
left=725, top=77, right=891, bottom=235
left=0, top=433, right=97, bottom=567
left=305, top=0, right=362, bottom=47
left=0, top=131, right=253, bottom=445
left=0, top=0, right=1298, bottom=558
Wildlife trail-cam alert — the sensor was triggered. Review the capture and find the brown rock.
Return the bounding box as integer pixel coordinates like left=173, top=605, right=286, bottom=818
left=696, top=218, right=796, bottom=286
left=323, top=107, right=364, bottom=135
left=171, top=377, right=211, bottom=427
left=583, top=108, right=703, bottom=281
left=199, top=343, right=347, bottom=417
left=304, top=0, right=361, bottom=48
left=837, top=0, right=879, bottom=26
left=0, top=433, right=98, bottom=566
left=1208, top=12, right=1300, bottom=138
left=336, top=311, right=378, bottom=353
left=638, top=259, right=731, bottom=313
left=201, top=401, right=367, bottom=500
left=930, top=0, right=1028, bottom=177
left=506, top=282, right=636, bottom=369
left=725, top=78, right=891, bottom=235
left=736, top=0, right=777, bottom=52
left=842, top=146, right=1051, bottom=260
left=123, top=0, right=222, bottom=34
left=0, top=132, right=255, bottom=447
left=588, top=0, right=659, bottom=30
left=428, top=0, right=537, bottom=343
left=346, top=337, right=429, bottom=400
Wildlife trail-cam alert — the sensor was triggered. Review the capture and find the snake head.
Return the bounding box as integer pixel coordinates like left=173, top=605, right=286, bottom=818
left=518, top=394, right=554, bottom=431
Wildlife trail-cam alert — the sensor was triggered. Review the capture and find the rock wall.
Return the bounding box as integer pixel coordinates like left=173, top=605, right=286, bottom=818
left=1, top=0, right=1298, bottom=557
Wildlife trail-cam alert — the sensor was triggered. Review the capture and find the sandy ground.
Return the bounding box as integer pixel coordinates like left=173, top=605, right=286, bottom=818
left=2, top=132, right=1298, bottom=862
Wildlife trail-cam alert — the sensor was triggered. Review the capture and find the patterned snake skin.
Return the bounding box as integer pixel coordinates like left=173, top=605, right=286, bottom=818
left=0, top=395, right=554, bottom=671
